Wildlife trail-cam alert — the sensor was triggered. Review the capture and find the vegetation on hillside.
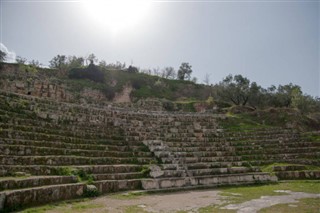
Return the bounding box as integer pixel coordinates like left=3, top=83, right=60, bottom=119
left=1, top=54, right=319, bottom=117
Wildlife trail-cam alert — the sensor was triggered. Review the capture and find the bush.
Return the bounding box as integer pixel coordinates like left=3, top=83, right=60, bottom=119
left=69, top=63, right=105, bottom=83
left=83, top=184, right=99, bottom=197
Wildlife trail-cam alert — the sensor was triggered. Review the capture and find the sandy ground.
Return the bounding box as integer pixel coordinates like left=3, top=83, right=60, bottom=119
left=46, top=189, right=320, bottom=213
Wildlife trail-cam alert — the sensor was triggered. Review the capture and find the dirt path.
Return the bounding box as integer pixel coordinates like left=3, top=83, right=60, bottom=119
left=46, top=189, right=320, bottom=213
left=90, top=190, right=223, bottom=213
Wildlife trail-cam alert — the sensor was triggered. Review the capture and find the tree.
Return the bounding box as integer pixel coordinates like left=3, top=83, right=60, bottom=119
left=86, top=53, right=98, bottom=65
left=217, top=74, right=251, bottom=106
left=274, top=83, right=302, bottom=107
left=29, top=60, right=41, bottom=67
left=127, top=65, right=139, bottom=73
left=49, top=55, right=67, bottom=69
left=69, top=60, right=105, bottom=83
left=0, top=50, right=6, bottom=62
left=16, top=56, right=27, bottom=64
left=162, top=67, right=176, bottom=79
left=203, top=73, right=211, bottom=85
left=68, top=56, right=84, bottom=69
left=177, top=62, right=192, bottom=80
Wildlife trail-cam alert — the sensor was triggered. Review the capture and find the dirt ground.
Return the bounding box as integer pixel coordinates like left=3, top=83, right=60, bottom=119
left=45, top=189, right=320, bottom=213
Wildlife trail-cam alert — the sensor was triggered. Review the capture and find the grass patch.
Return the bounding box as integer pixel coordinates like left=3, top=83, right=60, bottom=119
left=124, top=205, right=148, bottom=213
left=219, top=181, right=320, bottom=204
left=110, top=191, right=146, bottom=200
left=302, top=132, right=320, bottom=142
left=19, top=199, right=97, bottom=213
left=259, top=198, right=320, bottom=213
left=198, top=205, right=236, bottom=213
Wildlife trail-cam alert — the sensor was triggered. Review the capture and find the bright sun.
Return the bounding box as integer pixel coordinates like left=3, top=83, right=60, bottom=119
left=82, top=0, right=152, bottom=34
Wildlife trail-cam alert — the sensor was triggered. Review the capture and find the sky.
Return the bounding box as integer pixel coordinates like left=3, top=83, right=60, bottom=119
left=0, top=0, right=319, bottom=97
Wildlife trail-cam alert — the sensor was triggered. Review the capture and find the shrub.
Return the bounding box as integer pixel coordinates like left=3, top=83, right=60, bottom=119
left=69, top=63, right=104, bottom=83
left=83, top=184, right=99, bottom=197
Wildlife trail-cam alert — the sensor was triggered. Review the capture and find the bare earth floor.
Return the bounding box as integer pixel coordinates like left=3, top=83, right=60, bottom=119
left=39, top=188, right=320, bottom=213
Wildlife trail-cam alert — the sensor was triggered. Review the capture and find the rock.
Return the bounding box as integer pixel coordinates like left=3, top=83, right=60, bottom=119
left=149, top=165, right=164, bottom=178
left=84, top=184, right=99, bottom=197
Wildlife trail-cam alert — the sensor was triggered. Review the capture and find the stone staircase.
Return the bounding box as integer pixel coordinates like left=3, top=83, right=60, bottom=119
left=0, top=90, right=319, bottom=211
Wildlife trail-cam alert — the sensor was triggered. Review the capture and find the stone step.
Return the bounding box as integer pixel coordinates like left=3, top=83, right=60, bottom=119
left=185, top=161, right=246, bottom=170
left=155, top=150, right=236, bottom=158
left=187, top=167, right=261, bottom=177
left=93, top=179, right=142, bottom=194
left=141, top=172, right=277, bottom=190
left=0, top=175, right=77, bottom=191
left=241, top=152, right=320, bottom=161
left=274, top=170, right=320, bottom=180
left=273, top=165, right=307, bottom=171
left=0, top=144, right=152, bottom=157
left=248, top=159, right=320, bottom=167
left=0, top=121, right=128, bottom=137
left=161, top=156, right=242, bottom=164
left=0, top=129, right=144, bottom=146
left=0, top=155, right=153, bottom=166
left=0, top=138, right=148, bottom=152
left=161, top=166, right=261, bottom=178
left=1, top=182, right=86, bottom=212
left=164, top=139, right=305, bottom=148
left=236, top=147, right=320, bottom=155
left=0, top=128, right=126, bottom=142
left=92, top=172, right=144, bottom=181
left=0, top=164, right=144, bottom=176
left=162, top=146, right=236, bottom=153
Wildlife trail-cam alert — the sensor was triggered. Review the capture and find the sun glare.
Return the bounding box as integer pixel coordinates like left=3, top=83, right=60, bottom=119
left=82, top=0, right=152, bottom=34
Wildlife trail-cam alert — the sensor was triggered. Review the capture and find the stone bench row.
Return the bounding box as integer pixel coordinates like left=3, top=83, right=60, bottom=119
left=0, top=145, right=153, bottom=158
left=0, top=138, right=149, bottom=152
left=154, top=150, right=236, bottom=158
left=275, top=171, right=320, bottom=180
left=161, top=166, right=261, bottom=178
left=0, top=176, right=77, bottom=191
left=0, top=130, right=145, bottom=146
left=160, top=156, right=243, bottom=164
left=1, top=179, right=142, bottom=212
left=163, top=139, right=309, bottom=148
left=0, top=155, right=152, bottom=166
left=141, top=172, right=277, bottom=190
left=0, top=124, right=123, bottom=141
left=241, top=152, right=320, bottom=161
left=0, top=164, right=144, bottom=177
left=235, top=147, right=320, bottom=155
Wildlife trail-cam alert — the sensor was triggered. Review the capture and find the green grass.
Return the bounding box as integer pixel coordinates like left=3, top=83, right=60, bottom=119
left=218, top=181, right=320, bottom=204
left=124, top=205, right=148, bottom=213
left=302, top=132, right=320, bottom=142
left=110, top=191, right=146, bottom=200
left=19, top=199, right=102, bottom=213
left=198, top=205, right=236, bottom=213
left=259, top=198, right=320, bottom=213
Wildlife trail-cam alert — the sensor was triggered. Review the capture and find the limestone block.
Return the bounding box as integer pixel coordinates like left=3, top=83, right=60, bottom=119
left=149, top=165, right=164, bottom=178
left=15, top=82, right=25, bottom=89
left=141, top=179, right=159, bottom=190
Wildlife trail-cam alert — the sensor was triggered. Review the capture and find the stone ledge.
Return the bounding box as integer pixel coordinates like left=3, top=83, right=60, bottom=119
left=141, top=173, right=277, bottom=190
left=1, top=183, right=86, bottom=212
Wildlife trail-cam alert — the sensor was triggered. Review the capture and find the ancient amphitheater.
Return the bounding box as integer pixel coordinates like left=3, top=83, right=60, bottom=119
left=0, top=89, right=319, bottom=212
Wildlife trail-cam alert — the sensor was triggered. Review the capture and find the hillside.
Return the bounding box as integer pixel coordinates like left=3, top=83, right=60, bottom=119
left=0, top=62, right=319, bottom=130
